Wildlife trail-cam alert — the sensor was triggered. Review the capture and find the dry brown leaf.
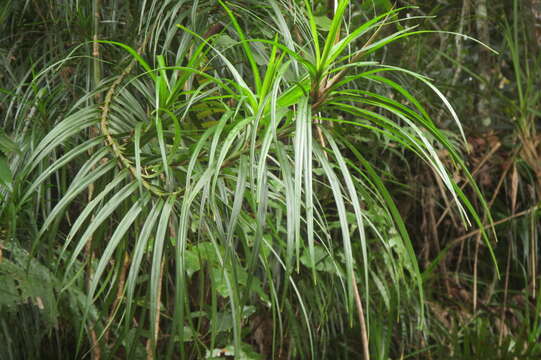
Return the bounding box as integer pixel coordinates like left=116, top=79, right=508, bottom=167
left=510, top=163, right=518, bottom=214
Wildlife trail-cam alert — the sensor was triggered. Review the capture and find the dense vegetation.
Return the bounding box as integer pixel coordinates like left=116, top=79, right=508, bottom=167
left=0, top=0, right=539, bottom=359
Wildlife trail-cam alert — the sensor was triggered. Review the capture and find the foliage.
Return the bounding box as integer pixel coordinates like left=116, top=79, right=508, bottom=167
left=0, top=0, right=539, bottom=359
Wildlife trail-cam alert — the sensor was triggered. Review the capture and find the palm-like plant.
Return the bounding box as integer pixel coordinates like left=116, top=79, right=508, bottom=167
left=1, top=0, right=496, bottom=358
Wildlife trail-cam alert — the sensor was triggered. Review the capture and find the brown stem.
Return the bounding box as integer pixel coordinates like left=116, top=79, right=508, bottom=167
left=426, top=185, right=451, bottom=295
left=203, top=23, right=224, bottom=39
left=352, top=272, right=370, bottom=360
left=104, top=253, right=130, bottom=343
left=498, top=240, right=512, bottom=346
left=472, top=231, right=481, bottom=311
left=449, top=205, right=539, bottom=248
left=472, top=150, right=513, bottom=311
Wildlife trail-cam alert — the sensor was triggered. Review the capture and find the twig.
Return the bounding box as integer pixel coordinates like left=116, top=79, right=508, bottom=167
left=352, top=272, right=370, bottom=360
left=435, top=141, right=501, bottom=228
left=104, top=253, right=130, bottom=343
left=472, top=230, right=481, bottom=311
left=472, top=151, right=513, bottom=312
left=498, top=240, right=512, bottom=346
left=448, top=205, right=539, bottom=247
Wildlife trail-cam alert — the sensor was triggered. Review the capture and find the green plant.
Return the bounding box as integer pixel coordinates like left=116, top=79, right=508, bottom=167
left=0, top=1, right=501, bottom=359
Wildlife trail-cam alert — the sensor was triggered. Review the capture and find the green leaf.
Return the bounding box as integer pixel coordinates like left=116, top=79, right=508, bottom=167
left=361, top=0, right=393, bottom=12
left=0, top=131, right=19, bottom=155
left=299, top=246, right=338, bottom=274
left=314, top=16, right=333, bottom=31
left=0, top=156, right=12, bottom=187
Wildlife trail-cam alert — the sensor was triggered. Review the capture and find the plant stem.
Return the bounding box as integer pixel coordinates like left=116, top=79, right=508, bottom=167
left=352, top=272, right=370, bottom=360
